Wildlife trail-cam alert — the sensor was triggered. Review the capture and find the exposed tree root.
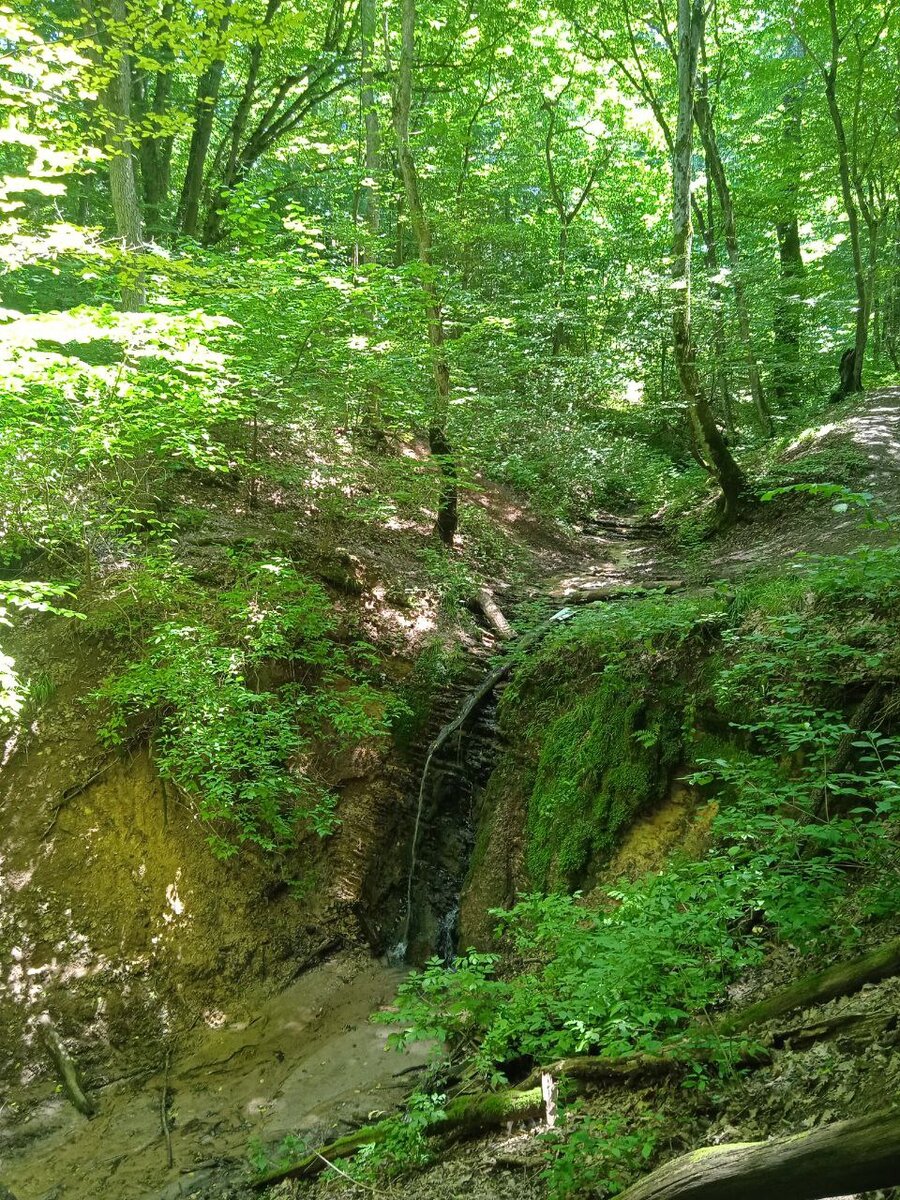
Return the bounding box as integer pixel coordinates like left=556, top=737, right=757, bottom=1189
left=615, top=1106, right=900, bottom=1200
left=39, top=1018, right=96, bottom=1117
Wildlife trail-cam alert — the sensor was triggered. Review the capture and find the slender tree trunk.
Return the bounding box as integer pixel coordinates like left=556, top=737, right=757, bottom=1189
left=106, top=0, right=144, bottom=310
left=775, top=215, right=804, bottom=396
left=819, top=0, right=868, bottom=393
left=694, top=81, right=771, bottom=434
left=704, top=171, right=735, bottom=438
left=361, top=0, right=380, bottom=241
left=137, top=1, right=175, bottom=238
left=178, top=0, right=233, bottom=238
left=865, top=213, right=881, bottom=366
left=773, top=73, right=805, bottom=403
left=392, top=0, right=458, bottom=545
left=884, top=210, right=900, bottom=369
left=672, top=0, right=744, bottom=525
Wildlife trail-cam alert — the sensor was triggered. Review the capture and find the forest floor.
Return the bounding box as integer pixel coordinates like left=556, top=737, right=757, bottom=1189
left=3, top=391, right=900, bottom=1200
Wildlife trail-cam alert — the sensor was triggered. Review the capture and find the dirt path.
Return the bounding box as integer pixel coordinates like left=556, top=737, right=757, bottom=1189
left=1, top=957, right=429, bottom=1200
left=702, top=388, right=900, bottom=578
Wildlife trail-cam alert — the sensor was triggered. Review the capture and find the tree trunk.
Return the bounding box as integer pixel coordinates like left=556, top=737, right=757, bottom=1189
left=391, top=0, right=458, bottom=545
left=703, top=172, right=735, bottom=438
left=694, top=82, right=771, bottom=435
left=773, top=66, right=805, bottom=403
left=815, top=0, right=868, bottom=393
left=360, top=0, right=380, bottom=240
left=885, top=210, right=900, bottom=369
left=137, top=1, right=175, bottom=237
left=616, top=1107, right=900, bottom=1200
left=775, top=214, right=804, bottom=400
left=105, top=0, right=144, bottom=309
left=671, top=0, right=745, bottom=525
left=716, top=935, right=900, bottom=1035
left=178, top=0, right=233, bottom=239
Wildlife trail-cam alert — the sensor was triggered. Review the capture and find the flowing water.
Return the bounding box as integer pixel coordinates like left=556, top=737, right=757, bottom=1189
left=392, top=607, right=576, bottom=963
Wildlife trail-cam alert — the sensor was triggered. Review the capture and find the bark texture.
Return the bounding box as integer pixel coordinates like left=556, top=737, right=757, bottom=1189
left=105, top=0, right=145, bottom=309
left=694, top=80, right=771, bottom=434
left=616, top=1107, right=900, bottom=1200
left=671, top=0, right=745, bottom=524
left=716, top=936, right=900, bottom=1035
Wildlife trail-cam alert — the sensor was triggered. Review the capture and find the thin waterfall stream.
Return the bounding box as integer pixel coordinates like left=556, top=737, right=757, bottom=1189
left=392, top=606, right=575, bottom=962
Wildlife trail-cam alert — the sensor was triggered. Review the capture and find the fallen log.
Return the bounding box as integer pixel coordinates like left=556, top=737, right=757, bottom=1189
left=770, top=1008, right=896, bottom=1050
left=519, top=1043, right=771, bottom=1092
left=252, top=1125, right=384, bottom=1187
left=252, top=1087, right=545, bottom=1187
left=565, top=579, right=685, bottom=604
left=473, top=588, right=515, bottom=640
left=715, top=936, right=900, bottom=1035
left=615, top=1106, right=900, bottom=1200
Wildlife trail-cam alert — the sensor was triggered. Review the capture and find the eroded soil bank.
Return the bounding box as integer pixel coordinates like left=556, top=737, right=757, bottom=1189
left=4, top=395, right=900, bottom=1199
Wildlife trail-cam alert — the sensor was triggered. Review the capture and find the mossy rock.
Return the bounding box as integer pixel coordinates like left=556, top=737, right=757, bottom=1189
left=525, top=671, right=685, bottom=890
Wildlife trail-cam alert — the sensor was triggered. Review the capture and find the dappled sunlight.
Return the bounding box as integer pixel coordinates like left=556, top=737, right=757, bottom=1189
left=0, top=0, right=898, bottom=1189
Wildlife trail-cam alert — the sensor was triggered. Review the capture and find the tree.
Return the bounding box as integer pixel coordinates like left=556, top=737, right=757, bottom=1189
left=90, top=0, right=145, bottom=308
left=694, top=40, right=772, bottom=433
left=177, top=0, right=234, bottom=239
left=794, top=0, right=900, bottom=396
left=671, top=0, right=745, bottom=523
left=391, top=0, right=458, bottom=545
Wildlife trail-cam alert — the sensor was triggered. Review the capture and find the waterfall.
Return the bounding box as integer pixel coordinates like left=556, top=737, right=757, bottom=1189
left=392, top=606, right=575, bottom=963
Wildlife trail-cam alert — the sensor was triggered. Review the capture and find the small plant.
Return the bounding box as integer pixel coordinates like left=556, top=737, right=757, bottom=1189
left=345, top=1091, right=448, bottom=1181
left=542, top=1110, right=660, bottom=1199
left=247, top=1132, right=310, bottom=1177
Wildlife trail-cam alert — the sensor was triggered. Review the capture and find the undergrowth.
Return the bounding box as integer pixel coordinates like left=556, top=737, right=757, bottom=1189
left=93, top=554, right=403, bottom=858
left=379, top=540, right=900, bottom=1085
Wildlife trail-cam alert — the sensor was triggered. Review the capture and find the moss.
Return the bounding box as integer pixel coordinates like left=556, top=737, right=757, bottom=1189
left=525, top=670, right=686, bottom=891
left=689, top=730, right=754, bottom=766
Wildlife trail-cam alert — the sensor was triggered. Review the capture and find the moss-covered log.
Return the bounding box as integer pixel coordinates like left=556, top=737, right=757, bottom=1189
left=252, top=1087, right=545, bottom=1188
left=520, top=1043, right=771, bottom=1092
left=616, top=1106, right=900, bottom=1200
left=252, top=1124, right=386, bottom=1187
left=715, top=936, right=900, bottom=1035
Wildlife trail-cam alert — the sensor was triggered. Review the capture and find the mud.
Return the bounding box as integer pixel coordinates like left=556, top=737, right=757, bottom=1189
left=1, top=955, right=429, bottom=1200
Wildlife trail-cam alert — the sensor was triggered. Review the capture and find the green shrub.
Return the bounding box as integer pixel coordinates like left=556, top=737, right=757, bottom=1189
left=95, top=557, right=397, bottom=858
left=542, top=1110, right=661, bottom=1199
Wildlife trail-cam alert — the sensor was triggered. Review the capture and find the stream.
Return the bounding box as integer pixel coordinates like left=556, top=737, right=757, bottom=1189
left=392, top=605, right=576, bottom=964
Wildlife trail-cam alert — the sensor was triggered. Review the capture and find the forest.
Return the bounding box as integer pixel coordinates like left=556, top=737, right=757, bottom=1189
left=0, top=0, right=899, bottom=1195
